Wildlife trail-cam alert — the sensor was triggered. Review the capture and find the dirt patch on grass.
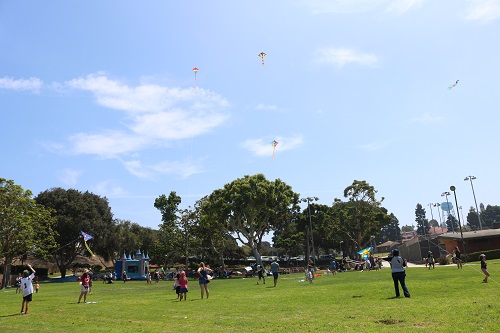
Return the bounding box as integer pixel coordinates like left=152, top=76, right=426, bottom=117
left=376, top=318, right=402, bottom=325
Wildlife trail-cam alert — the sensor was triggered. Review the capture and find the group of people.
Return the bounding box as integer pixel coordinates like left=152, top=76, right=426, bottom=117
left=255, top=259, right=280, bottom=287
left=172, top=262, right=212, bottom=301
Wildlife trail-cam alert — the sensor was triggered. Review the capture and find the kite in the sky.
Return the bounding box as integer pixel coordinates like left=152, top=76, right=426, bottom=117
left=193, top=67, right=199, bottom=89
left=448, top=80, right=459, bottom=90
left=258, top=52, right=267, bottom=66
left=81, top=231, right=95, bottom=256
left=271, top=140, right=278, bottom=159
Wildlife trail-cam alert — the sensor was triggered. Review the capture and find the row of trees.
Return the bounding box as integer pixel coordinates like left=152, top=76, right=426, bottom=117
left=413, top=202, right=500, bottom=235
left=1, top=175, right=395, bottom=288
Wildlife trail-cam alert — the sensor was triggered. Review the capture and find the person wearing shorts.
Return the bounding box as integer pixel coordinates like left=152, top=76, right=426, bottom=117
left=480, top=254, right=490, bottom=283
left=20, top=264, right=36, bottom=314
left=78, top=269, right=91, bottom=303
left=256, top=265, right=265, bottom=285
left=271, top=259, right=280, bottom=287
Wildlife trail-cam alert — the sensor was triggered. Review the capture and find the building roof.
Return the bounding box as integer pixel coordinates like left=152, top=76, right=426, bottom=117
left=438, top=228, right=500, bottom=240
left=377, top=241, right=398, bottom=248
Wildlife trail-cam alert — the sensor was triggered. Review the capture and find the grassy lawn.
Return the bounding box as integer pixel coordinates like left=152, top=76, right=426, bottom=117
left=1, top=260, right=498, bottom=333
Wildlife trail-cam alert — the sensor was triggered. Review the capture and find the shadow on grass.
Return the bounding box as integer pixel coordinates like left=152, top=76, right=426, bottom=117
left=0, top=313, right=24, bottom=318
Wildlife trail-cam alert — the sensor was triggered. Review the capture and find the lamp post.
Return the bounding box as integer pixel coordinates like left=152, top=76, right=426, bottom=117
left=301, top=197, right=319, bottom=265
left=428, top=203, right=436, bottom=235
left=464, top=176, right=483, bottom=230
left=433, top=203, right=443, bottom=228
left=450, top=186, right=466, bottom=256
left=441, top=191, right=454, bottom=233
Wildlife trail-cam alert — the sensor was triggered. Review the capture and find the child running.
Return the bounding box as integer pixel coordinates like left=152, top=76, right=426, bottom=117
left=178, top=271, right=188, bottom=301
left=20, top=264, right=36, bottom=314
left=480, top=254, right=490, bottom=283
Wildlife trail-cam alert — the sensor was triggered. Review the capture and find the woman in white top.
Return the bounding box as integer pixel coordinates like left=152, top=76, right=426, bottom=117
left=383, top=249, right=410, bottom=298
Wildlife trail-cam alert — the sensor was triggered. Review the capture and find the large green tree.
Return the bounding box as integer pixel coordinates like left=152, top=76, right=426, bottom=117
left=35, top=188, right=114, bottom=277
left=0, top=179, right=57, bottom=288
left=331, top=180, right=392, bottom=257
left=206, top=174, right=299, bottom=266
left=378, top=213, right=401, bottom=242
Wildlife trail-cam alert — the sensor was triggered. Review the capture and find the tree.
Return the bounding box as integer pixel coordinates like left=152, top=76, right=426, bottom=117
left=480, top=205, right=500, bottom=228
left=446, top=214, right=459, bottom=232
left=154, top=191, right=183, bottom=265
left=206, top=174, right=299, bottom=267
left=0, top=179, right=57, bottom=289
left=401, top=225, right=414, bottom=232
left=35, top=188, right=114, bottom=278
left=379, top=213, right=401, bottom=242
left=415, top=203, right=429, bottom=236
left=331, top=180, right=392, bottom=257
left=466, top=206, right=480, bottom=230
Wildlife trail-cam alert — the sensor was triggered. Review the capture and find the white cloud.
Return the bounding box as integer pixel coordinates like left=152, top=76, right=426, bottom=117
left=241, top=135, right=304, bottom=157
left=465, top=0, right=500, bottom=22
left=359, top=141, right=388, bottom=151
left=63, top=73, right=229, bottom=160
left=384, top=0, right=423, bottom=15
left=0, top=77, right=42, bottom=92
left=297, top=0, right=422, bottom=15
left=92, top=180, right=128, bottom=198
left=57, top=168, right=83, bottom=186
left=411, top=112, right=445, bottom=124
left=255, top=104, right=282, bottom=112
left=315, top=47, right=378, bottom=68
left=123, top=159, right=204, bottom=179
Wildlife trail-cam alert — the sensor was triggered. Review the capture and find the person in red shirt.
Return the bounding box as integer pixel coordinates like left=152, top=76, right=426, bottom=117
left=178, top=271, right=188, bottom=301
left=78, top=269, right=91, bottom=303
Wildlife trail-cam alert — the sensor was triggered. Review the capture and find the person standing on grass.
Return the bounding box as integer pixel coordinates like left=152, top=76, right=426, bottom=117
left=427, top=251, right=435, bottom=270
left=15, top=273, right=22, bottom=294
left=480, top=254, right=490, bottom=283
left=256, top=265, right=265, bottom=285
left=123, top=270, right=127, bottom=283
left=271, top=259, right=280, bottom=287
left=454, top=246, right=463, bottom=269
left=78, top=269, right=91, bottom=304
left=178, top=271, right=188, bottom=301
left=383, top=249, right=410, bottom=298
left=197, top=262, right=211, bottom=299
left=20, top=264, right=36, bottom=314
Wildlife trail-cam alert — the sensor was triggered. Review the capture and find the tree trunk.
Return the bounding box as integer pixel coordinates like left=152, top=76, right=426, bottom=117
left=1, top=256, right=12, bottom=290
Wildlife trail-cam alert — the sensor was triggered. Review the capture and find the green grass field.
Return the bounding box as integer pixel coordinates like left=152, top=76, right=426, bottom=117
left=1, top=261, right=498, bottom=333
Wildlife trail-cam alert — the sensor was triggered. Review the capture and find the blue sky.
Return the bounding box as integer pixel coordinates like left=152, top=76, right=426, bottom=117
left=1, top=1, right=499, bottom=240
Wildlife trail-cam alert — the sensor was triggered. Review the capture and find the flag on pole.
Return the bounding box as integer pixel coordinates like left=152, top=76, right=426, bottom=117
left=81, top=231, right=95, bottom=256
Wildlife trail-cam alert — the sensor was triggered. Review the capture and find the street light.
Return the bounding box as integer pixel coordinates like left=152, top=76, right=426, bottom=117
left=301, top=197, right=319, bottom=265
left=464, top=176, right=483, bottom=230
left=428, top=203, right=436, bottom=235
left=450, top=186, right=466, bottom=256
left=433, top=203, right=445, bottom=233
left=441, top=191, right=454, bottom=233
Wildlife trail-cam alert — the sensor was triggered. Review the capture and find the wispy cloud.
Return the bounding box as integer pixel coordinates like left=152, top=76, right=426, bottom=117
left=255, top=103, right=283, bottom=112
left=298, top=0, right=422, bottom=15
left=62, top=74, right=229, bottom=158
left=359, top=141, right=388, bottom=151
left=241, top=135, right=304, bottom=157
left=465, top=0, right=500, bottom=22
left=92, top=180, right=128, bottom=198
left=57, top=168, right=83, bottom=186
left=0, top=77, right=42, bottom=92
left=315, top=47, right=378, bottom=68
left=123, top=159, right=205, bottom=179
left=411, top=112, right=445, bottom=124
